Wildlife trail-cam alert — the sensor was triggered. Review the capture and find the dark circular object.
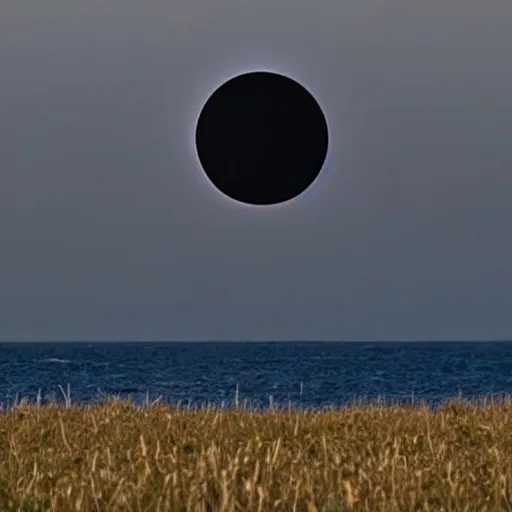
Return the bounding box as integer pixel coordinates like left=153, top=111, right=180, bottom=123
left=195, top=71, right=329, bottom=205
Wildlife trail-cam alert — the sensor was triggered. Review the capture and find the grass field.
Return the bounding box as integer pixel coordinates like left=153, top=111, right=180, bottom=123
left=1, top=389, right=512, bottom=512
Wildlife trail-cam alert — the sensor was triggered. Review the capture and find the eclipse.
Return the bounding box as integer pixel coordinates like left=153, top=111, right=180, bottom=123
left=195, top=71, right=329, bottom=206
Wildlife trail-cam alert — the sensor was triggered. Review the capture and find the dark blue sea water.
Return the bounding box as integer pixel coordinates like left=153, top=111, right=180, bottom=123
left=2, top=342, right=512, bottom=411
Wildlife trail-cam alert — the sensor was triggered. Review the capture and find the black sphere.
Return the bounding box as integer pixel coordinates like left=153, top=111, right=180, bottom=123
left=195, top=71, right=329, bottom=205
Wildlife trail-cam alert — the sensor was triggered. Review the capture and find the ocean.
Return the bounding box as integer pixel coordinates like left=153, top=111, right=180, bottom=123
left=1, top=341, right=512, bottom=411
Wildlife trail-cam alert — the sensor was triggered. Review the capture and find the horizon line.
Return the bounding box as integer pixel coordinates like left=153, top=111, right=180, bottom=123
left=1, top=339, right=512, bottom=343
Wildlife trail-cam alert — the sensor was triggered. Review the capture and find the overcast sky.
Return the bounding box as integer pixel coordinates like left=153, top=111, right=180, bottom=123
left=1, top=0, right=511, bottom=341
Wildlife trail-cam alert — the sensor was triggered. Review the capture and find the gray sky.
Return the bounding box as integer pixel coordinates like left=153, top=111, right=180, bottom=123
left=1, top=0, right=511, bottom=341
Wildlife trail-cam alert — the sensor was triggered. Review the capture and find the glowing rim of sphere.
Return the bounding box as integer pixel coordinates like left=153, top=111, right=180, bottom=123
left=187, top=64, right=331, bottom=205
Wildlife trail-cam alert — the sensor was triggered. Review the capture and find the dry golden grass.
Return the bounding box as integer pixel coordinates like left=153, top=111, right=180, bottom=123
left=1, top=391, right=512, bottom=511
